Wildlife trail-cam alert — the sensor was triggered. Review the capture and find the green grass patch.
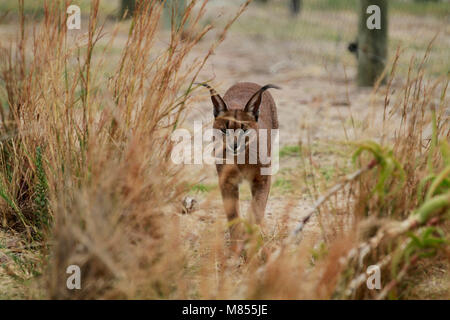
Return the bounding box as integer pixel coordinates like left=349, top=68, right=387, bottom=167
left=189, top=183, right=216, bottom=194
left=279, top=145, right=301, bottom=158
left=272, top=177, right=293, bottom=192
left=319, top=166, right=335, bottom=181
left=304, top=0, right=358, bottom=11
left=303, top=0, right=449, bottom=17
left=0, top=0, right=118, bottom=20
left=232, top=12, right=353, bottom=43
left=391, top=0, right=450, bottom=17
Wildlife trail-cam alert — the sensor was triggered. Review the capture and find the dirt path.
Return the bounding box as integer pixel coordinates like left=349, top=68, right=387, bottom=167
left=0, top=1, right=447, bottom=299
left=181, top=23, right=372, bottom=243
left=175, top=3, right=449, bottom=261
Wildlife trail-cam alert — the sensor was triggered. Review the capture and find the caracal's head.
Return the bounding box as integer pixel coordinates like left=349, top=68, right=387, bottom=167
left=198, top=83, right=279, bottom=157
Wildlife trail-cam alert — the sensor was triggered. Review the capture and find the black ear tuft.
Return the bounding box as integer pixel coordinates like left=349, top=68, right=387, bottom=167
left=260, top=84, right=281, bottom=91
left=244, top=84, right=280, bottom=121
left=196, top=83, right=227, bottom=118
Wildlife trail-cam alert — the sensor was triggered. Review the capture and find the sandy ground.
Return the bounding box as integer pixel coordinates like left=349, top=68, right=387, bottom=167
left=172, top=5, right=449, bottom=296
left=0, top=1, right=448, bottom=298
left=175, top=6, right=423, bottom=241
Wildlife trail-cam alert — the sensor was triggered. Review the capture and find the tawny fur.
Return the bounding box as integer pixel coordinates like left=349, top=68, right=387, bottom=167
left=200, top=82, right=279, bottom=248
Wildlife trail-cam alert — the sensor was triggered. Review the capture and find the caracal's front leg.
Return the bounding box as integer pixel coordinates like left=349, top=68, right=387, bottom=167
left=218, top=166, right=243, bottom=250
left=250, top=174, right=271, bottom=225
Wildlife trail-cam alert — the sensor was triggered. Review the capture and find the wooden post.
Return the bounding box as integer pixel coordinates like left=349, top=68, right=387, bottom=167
left=120, top=0, right=136, bottom=19
left=163, top=0, right=187, bottom=30
left=357, top=0, right=388, bottom=86
left=290, top=0, right=302, bottom=15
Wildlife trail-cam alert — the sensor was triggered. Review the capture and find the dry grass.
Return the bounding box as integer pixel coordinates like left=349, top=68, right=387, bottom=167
left=0, top=0, right=448, bottom=299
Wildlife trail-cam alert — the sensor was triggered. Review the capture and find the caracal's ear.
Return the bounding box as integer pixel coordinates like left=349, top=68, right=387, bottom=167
left=244, top=84, right=280, bottom=122
left=196, top=83, right=228, bottom=118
